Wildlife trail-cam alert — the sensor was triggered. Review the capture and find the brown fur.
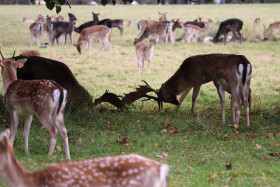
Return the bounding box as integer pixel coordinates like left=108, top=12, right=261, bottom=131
left=19, top=50, right=40, bottom=57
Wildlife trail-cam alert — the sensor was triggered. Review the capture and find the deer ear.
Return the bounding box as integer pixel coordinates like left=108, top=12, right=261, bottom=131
left=16, top=58, right=27, bottom=69
left=0, top=61, right=4, bottom=68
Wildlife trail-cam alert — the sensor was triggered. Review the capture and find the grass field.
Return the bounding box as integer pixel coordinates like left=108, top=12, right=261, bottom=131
left=0, top=4, right=280, bottom=186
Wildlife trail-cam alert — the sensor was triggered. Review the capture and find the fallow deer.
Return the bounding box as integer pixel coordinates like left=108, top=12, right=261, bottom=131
left=50, top=13, right=77, bottom=45
left=134, top=21, right=170, bottom=45
left=112, top=19, right=124, bottom=35
left=213, top=18, right=243, bottom=45
left=29, top=15, right=45, bottom=47
left=54, top=14, right=64, bottom=21
left=135, top=34, right=159, bottom=74
left=263, top=21, right=280, bottom=37
left=74, top=12, right=112, bottom=34
left=159, top=12, right=167, bottom=22
left=75, top=25, right=111, bottom=55
left=22, top=16, right=34, bottom=23
left=254, top=17, right=261, bottom=31
left=19, top=50, right=40, bottom=57
left=0, top=129, right=169, bottom=187
left=0, top=51, right=70, bottom=160
left=43, top=15, right=53, bottom=43
left=182, top=24, right=213, bottom=43
left=148, top=54, right=252, bottom=127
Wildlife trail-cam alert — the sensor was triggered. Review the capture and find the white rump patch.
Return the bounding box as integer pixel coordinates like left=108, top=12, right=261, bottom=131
left=247, top=64, right=252, bottom=76
left=238, top=64, right=244, bottom=77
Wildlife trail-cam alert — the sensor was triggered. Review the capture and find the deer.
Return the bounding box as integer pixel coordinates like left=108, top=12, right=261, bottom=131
left=74, top=12, right=112, bottom=34
left=254, top=17, right=261, bottom=31
left=263, top=21, right=280, bottom=38
left=135, top=34, right=159, bottom=74
left=159, top=12, right=167, bottom=22
left=22, top=16, right=34, bottom=23
left=134, top=21, right=170, bottom=45
left=0, top=51, right=71, bottom=160
left=213, top=18, right=243, bottom=45
left=43, top=15, right=53, bottom=43
left=182, top=24, right=213, bottom=43
left=74, top=25, right=111, bottom=55
left=111, top=19, right=124, bottom=36
left=54, top=14, right=63, bottom=21
left=50, top=13, right=77, bottom=45
left=0, top=129, right=169, bottom=187
left=138, top=54, right=252, bottom=127
left=29, top=15, right=45, bottom=47
left=19, top=50, right=40, bottom=57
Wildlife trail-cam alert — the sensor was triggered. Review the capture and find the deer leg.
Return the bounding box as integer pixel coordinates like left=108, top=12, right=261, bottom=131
left=237, top=30, right=242, bottom=44
left=191, top=85, right=201, bottom=113
left=224, top=33, right=228, bottom=45
left=231, top=30, right=238, bottom=42
left=138, top=58, right=143, bottom=74
left=10, top=111, right=20, bottom=146
left=64, top=34, right=67, bottom=45
left=69, top=33, right=73, bottom=45
left=99, top=38, right=105, bottom=54
left=30, top=34, right=34, bottom=47
left=178, top=86, right=192, bottom=108
left=216, top=85, right=226, bottom=124
left=24, top=115, right=33, bottom=154
left=235, top=93, right=242, bottom=126
left=243, top=88, right=251, bottom=128
left=107, top=38, right=111, bottom=54
left=230, top=90, right=237, bottom=125
left=89, top=40, right=92, bottom=55
left=52, top=113, right=70, bottom=160
left=147, top=60, right=151, bottom=73
left=37, top=114, right=58, bottom=156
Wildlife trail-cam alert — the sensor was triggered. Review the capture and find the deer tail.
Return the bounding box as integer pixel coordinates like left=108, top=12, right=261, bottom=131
left=237, top=56, right=252, bottom=85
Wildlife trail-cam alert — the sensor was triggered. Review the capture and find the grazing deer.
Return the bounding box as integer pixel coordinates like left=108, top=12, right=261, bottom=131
left=75, top=25, right=111, bottom=55
left=134, top=20, right=170, bottom=45
left=0, top=51, right=70, bottom=160
left=263, top=21, right=280, bottom=37
left=150, top=54, right=252, bottom=127
left=29, top=15, right=45, bottom=47
left=159, top=12, right=167, bottom=22
left=112, top=19, right=124, bottom=35
left=135, top=34, right=159, bottom=74
left=213, top=18, right=243, bottom=45
left=182, top=24, right=213, bottom=43
left=19, top=50, right=40, bottom=57
left=254, top=17, right=261, bottom=31
left=0, top=130, right=169, bottom=187
left=22, top=16, right=34, bottom=23
left=74, top=12, right=112, bottom=34
left=50, top=13, right=77, bottom=45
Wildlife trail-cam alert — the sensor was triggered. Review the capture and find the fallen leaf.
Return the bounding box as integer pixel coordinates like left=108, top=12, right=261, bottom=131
left=56, top=146, right=62, bottom=152
left=155, top=142, right=158, bottom=148
left=226, top=177, right=232, bottom=185
left=106, top=121, right=111, bottom=125
left=266, top=133, right=273, bottom=139
left=169, top=127, right=178, bottom=135
left=225, top=162, right=232, bottom=170
left=255, top=144, right=262, bottom=149
left=223, top=134, right=229, bottom=140
left=117, top=137, right=131, bottom=144
left=156, top=152, right=168, bottom=161
left=69, top=138, right=75, bottom=143
left=77, top=137, right=82, bottom=147
left=160, top=129, right=167, bottom=135
left=90, top=138, right=95, bottom=142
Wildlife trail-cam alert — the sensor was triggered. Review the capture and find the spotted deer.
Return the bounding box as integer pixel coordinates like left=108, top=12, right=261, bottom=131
left=22, top=16, right=34, bottom=23
left=153, top=54, right=252, bottom=127
left=254, top=17, right=261, bottom=31
left=0, top=51, right=70, bottom=160
left=135, top=34, right=159, bottom=74
left=182, top=24, right=213, bottom=43
left=263, top=21, right=280, bottom=37
left=0, top=129, right=169, bottom=187
left=74, top=25, right=111, bottom=55
left=29, top=15, right=45, bottom=47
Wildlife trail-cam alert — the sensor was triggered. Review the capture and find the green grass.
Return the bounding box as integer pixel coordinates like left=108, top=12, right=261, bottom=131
left=0, top=4, right=280, bottom=186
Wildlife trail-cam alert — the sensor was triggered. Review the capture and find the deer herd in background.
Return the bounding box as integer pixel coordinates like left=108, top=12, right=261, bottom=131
left=0, top=10, right=275, bottom=187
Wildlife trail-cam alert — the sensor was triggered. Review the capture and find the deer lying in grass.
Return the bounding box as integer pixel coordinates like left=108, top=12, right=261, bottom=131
left=0, top=51, right=70, bottom=160
left=50, top=13, right=77, bottom=45
left=145, top=54, right=252, bottom=127
left=29, top=15, right=45, bottom=47
left=254, top=17, right=261, bottom=31
left=0, top=129, right=169, bottom=187
left=135, top=34, right=159, bottom=74
left=19, top=50, right=40, bottom=57
left=112, top=19, right=124, bottom=35
left=75, top=25, right=111, bottom=55
left=182, top=24, right=213, bottom=43
left=22, top=16, right=34, bottom=23
left=213, top=18, right=243, bottom=45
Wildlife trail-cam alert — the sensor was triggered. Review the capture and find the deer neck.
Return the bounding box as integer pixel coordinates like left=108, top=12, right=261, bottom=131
left=1, top=67, right=17, bottom=95
left=1, top=152, right=31, bottom=187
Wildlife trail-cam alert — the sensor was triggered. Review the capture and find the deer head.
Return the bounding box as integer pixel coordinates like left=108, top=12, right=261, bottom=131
left=157, top=84, right=180, bottom=106
left=68, top=13, right=77, bottom=23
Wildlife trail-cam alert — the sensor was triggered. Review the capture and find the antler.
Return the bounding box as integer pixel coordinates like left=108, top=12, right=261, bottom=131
left=0, top=50, right=4, bottom=60
left=12, top=51, right=15, bottom=58
left=93, top=90, right=126, bottom=109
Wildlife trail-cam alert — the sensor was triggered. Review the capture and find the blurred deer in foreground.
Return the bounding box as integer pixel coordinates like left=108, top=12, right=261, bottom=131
left=135, top=34, right=159, bottom=74
left=0, top=130, right=168, bottom=187
left=0, top=51, right=70, bottom=160
left=75, top=25, right=111, bottom=55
